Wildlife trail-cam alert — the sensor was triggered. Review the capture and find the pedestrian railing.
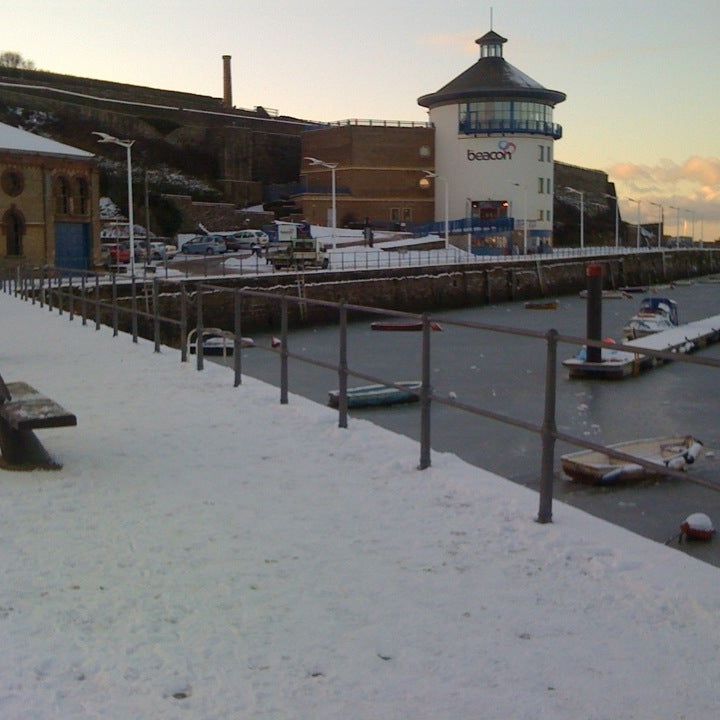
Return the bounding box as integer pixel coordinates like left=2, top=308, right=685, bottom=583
left=4, top=263, right=720, bottom=525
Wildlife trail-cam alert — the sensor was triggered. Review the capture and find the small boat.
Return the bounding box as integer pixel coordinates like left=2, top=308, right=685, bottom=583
left=578, top=289, right=631, bottom=299
left=561, top=435, right=703, bottom=485
left=187, top=328, right=255, bottom=356
left=524, top=299, right=559, bottom=310
left=623, top=297, right=679, bottom=339
left=370, top=320, right=443, bottom=332
left=619, top=286, right=648, bottom=294
left=328, top=381, right=421, bottom=409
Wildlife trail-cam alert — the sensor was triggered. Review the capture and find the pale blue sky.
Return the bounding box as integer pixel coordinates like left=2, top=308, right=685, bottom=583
left=4, top=0, right=719, bottom=239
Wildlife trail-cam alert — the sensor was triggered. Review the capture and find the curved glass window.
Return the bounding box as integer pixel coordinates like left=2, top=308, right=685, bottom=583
left=458, top=101, right=561, bottom=139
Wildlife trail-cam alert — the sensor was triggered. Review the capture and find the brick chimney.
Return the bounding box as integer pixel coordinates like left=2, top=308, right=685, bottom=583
left=222, top=55, right=232, bottom=108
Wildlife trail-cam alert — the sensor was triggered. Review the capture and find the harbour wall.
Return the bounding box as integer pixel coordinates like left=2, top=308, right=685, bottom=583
left=128, top=249, right=719, bottom=342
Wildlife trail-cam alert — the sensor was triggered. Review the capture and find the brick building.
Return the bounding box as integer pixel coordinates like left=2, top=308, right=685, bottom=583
left=295, top=122, right=435, bottom=229
left=0, top=123, right=101, bottom=269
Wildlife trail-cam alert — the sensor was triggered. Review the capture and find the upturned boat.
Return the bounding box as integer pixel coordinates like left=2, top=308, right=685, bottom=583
left=328, top=381, right=421, bottom=409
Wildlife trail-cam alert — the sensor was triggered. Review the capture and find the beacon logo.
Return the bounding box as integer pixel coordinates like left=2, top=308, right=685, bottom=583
left=467, top=140, right=516, bottom=161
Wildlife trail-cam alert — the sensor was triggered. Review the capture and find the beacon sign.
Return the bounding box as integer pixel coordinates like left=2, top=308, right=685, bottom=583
left=467, top=140, right=516, bottom=162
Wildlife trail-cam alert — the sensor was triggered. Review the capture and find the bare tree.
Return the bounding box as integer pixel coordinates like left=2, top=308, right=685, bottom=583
left=0, top=52, right=35, bottom=70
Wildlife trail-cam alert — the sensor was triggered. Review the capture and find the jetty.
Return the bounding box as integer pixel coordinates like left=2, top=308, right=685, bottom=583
left=563, top=314, right=720, bottom=379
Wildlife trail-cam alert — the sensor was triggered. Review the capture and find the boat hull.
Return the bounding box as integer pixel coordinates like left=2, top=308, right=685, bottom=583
left=370, top=321, right=442, bottom=332
left=328, top=382, right=421, bottom=409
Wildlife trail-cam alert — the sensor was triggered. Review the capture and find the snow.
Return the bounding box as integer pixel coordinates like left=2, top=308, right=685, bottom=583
left=0, top=121, right=93, bottom=158
left=1, top=293, right=720, bottom=718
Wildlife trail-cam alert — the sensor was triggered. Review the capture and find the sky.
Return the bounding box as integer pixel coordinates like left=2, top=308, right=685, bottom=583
left=3, top=1, right=720, bottom=240
left=2, top=275, right=720, bottom=717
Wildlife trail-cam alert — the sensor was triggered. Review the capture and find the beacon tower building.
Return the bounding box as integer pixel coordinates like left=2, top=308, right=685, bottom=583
left=418, top=30, right=566, bottom=249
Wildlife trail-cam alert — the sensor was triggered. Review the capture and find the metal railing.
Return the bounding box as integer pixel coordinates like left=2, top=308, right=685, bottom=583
left=5, top=264, right=720, bottom=526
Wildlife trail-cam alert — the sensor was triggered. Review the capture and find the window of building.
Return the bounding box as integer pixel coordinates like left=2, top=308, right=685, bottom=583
left=546, top=178, right=552, bottom=194
left=390, top=207, right=401, bottom=223
left=538, top=145, right=544, bottom=162
left=538, top=177, right=544, bottom=194
left=74, top=177, right=89, bottom=215
left=458, top=100, right=556, bottom=136
left=547, top=146, right=552, bottom=162
left=1, top=169, right=24, bottom=197
left=54, top=176, right=71, bottom=214
left=402, top=208, right=412, bottom=223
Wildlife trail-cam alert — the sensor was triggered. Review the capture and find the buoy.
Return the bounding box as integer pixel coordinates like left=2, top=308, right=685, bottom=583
left=680, top=513, right=715, bottom=541
left=271, top=336, right=281, bottom=348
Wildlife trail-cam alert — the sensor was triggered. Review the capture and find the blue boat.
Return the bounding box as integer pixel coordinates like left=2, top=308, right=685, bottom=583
left=328, top=381, right=421, bottom=409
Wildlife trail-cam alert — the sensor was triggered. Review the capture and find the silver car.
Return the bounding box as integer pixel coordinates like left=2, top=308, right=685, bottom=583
left=181, top=235, right=227, bottom=255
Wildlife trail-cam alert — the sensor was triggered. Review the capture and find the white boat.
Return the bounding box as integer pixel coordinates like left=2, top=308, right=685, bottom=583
left=623, top=297, right=679, bottom=339
left=561, top=435, right=703, bottom=485
left=187, top=328, right=255, bottom=356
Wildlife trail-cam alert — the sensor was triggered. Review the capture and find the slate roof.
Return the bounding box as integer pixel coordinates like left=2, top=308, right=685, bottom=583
left=0, top=122, right=94, bottom=158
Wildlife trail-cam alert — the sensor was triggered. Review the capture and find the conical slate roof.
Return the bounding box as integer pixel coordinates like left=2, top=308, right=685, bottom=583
left=418, top=36, right=565, bottom=109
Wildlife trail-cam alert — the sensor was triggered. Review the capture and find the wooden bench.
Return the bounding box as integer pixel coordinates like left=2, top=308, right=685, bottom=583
left=0, top=375, right=77, bottom=469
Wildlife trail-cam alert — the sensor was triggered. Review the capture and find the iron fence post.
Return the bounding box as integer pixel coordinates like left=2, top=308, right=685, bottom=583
left=94, top=274, right=100, bottom=330
left=419, top=313, right=432, bottom=469
left=153, top=277, right=160, bottom=352
left=233, top=289, right=242, bottom=387
left=131, top=274, right=138, bottom=343
left=81, top=274, right=87, bottom=325
left=537, top=328, right=558, bottom=524
left=68, top=274, right=74, bottom=320
left=57, top=274, right=63, bottom=316
left=196, top=286, right=204, bottom=371
left=111, top=273, right=118, bottom=336
left=39, top=267, right=44, bottom=308
left=280, top=295, right=288, bottom=404
left=180, top=284, right=188, bottom=362
left=338, top=301, right=348, bottom=428
left=30, top=267, right=36, bottom=305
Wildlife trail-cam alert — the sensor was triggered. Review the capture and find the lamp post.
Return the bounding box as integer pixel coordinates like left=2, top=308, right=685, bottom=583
left=423, top=171, right=449, bottom=249
left=93, top=132, right=136, bottom=276
left=668, top=205, right=681, bottom=245
left=564, top=186, right=584, bottom=249
left=600, top=192, right=620, bottom=248
left=649, top=201, right=664, bottom=247
left=512, top=182, right=528, bottom=254
left=626, top=197, right=641, bottom=249
left=305, top=156, right=338, bottom=249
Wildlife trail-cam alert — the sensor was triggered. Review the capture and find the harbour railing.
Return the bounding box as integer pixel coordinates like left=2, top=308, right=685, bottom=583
left=4, top=264, right=720, bottom=526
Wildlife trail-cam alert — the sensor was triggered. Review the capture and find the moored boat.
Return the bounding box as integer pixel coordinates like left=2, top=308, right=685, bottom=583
left=524, top=299, right=559, bottom=310
left=370, top=320, right=443, bottom=332
left=623, top=297, right=679, bottom=339
left=328, top=381, right=421, bottom=409
left=187, top=328, right=255, bottom=356
left=561, top=435, right=703, bottom=485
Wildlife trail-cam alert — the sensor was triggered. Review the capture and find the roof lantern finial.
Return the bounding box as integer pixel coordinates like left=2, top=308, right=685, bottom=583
left=476, top=28, right=507, bottom=59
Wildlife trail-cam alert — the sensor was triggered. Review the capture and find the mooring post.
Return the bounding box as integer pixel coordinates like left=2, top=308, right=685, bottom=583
left=586, top=263, right=603, bottom=363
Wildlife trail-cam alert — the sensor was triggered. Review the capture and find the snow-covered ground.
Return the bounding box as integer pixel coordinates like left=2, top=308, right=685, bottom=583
left=1, top=293, right=719, bottom=719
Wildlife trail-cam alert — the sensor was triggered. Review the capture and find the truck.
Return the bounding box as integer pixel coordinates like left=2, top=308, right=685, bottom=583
left=268, top=238, right=330, bottom=270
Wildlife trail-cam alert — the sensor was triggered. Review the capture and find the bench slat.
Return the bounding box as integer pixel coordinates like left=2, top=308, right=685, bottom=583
left=0, top=382, right=77, bottom=431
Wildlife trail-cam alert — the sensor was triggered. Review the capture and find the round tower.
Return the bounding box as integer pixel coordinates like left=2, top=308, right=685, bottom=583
left=418, top=30, right=566, bottom=251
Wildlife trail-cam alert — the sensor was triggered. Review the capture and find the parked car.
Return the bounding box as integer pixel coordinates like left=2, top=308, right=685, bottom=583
left=148, top=241, right=178, bottom=261
left=181, top=235, right=227, bottom=255
left=102, top=242, right=146, bottom=266
left=225, top=229, right=269, bottom=252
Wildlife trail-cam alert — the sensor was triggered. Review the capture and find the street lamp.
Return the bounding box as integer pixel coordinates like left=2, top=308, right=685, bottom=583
left=564, top=186, right=584, bottom=249
left=422, top=171, right=449, bottom=248
left=649, top=201, right=664, bottom=247
left=625, top=197, right=641, bottom=249
left=600, top=192, right=620, bottom=248
left=512, top=182, right=528, bottom=254
left=305, top=156, right=337, bottom=249
left=93, top=131, right=136, bottom=276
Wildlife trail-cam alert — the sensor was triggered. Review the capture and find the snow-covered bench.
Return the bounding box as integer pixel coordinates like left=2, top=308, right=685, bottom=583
left=0, top=374, right=76, bottom=469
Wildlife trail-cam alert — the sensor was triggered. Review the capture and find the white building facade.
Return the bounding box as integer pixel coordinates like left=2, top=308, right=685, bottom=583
left=418, top=30, right=566, bottom=251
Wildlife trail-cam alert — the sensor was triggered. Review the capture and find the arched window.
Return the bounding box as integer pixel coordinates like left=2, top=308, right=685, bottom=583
left=74, top=176, right=89, bottom=215
left=54, top=175, right=71, bottom=214
left=4, top=206, right=25, bottom=256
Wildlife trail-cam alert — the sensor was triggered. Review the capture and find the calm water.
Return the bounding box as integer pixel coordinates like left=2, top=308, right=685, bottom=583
left=219, top=280, right=720, bottom=565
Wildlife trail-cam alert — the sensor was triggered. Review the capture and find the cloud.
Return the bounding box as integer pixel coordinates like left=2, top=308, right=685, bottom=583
left=608, top=157, right=720, bottom=188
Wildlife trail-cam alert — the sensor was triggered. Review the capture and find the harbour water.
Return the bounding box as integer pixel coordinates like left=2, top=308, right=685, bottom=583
left=226, top=280, right=720, bottom=565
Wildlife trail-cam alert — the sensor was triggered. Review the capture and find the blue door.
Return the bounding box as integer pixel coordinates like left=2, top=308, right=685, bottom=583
left=55, top=222, right=91, bottom=270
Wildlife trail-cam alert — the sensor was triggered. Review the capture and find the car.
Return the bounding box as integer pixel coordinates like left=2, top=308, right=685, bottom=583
left=102, top=242, right=146, bottom=266
left=225, top=229, right=269, bottom=252
left=180, top=235, right=227, bottom=255
left=148, top=241, right=178, bottom=261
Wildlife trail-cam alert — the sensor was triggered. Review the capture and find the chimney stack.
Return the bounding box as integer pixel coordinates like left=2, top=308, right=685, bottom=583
left=222, top=55, right=232, bottom=108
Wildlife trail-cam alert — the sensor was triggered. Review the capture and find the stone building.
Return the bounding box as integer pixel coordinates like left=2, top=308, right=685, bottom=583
left=0, top=122, right=101, bottom=269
